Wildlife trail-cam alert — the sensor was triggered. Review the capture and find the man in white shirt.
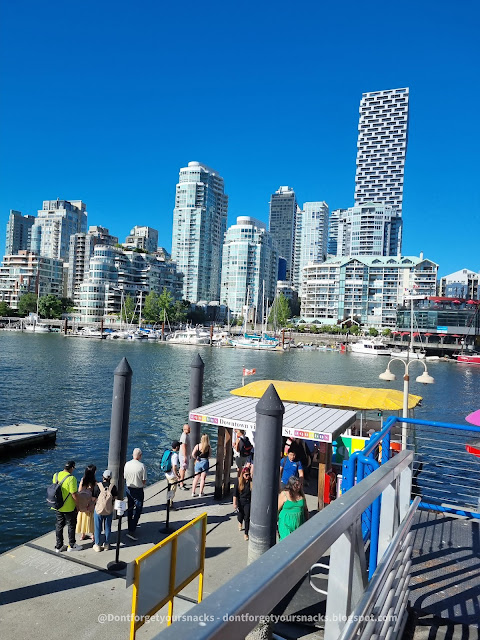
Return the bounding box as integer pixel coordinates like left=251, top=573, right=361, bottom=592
left=124, top=448, right=147, bottom=541
left=165, top=441, right=181, bottom=510
left=178, top=424, right=191, bottom=490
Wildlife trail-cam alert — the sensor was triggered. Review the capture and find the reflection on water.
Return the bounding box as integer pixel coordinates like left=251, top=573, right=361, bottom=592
left=0, top=333, right=479, bottom=553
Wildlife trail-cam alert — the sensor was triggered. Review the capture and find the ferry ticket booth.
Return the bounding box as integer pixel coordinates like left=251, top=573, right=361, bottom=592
left=189, top=394, right=357, bottom=510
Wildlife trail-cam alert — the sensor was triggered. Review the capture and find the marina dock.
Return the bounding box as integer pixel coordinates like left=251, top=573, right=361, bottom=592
left=1, top=465, right=479, bottom=639
left=0, top=423, right=57, bottom=455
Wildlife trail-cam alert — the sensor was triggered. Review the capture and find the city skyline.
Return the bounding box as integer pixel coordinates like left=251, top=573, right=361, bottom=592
left=1, top=1, right=478, bottom=278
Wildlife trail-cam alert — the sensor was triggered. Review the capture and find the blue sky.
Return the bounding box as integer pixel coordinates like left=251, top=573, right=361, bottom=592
left=1, top=0, right=479, bottom=277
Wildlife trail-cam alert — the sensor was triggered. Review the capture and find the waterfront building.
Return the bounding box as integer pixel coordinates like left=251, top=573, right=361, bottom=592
left=67, top=226, right=118, bottom=300
left=123, top=226, right=158, bottom=253
left=220, top=217, right=278, bottom=318
left=354, top=88, right=409, bottom=217
left=172, top=161, right=228, bottom=302
left=327, top=209, right=343, bottom=257
left=439, top=268, right=480, bottom=300
left=5, top=210, right=35, bottom=256
left=293, top=202, right=329, bottom=296
left=0, top=251, right=63, bottom=309
left=301, top=254, right=437, bottom=329
left=31, top=199, right=87, bottom=262
left=269, top=187, right=298, bottom=283
left=75, top=245, right=183, bottom=322
left=336, top=203, right=402, bottom=257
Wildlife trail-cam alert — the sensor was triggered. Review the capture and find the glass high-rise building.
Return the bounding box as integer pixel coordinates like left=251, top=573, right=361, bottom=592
left=354, top=88, right=409, bottom=216
left=171, top=162, right=228, bottom=302
left=220, top=217, right=278, bottom=318
left=293, top=202, right=329, bottom=296
left=5, top=210, right=35, bottom=256
left=336, top=203, right=402, bottom=257
left=269, top=186, right=297, bottom=282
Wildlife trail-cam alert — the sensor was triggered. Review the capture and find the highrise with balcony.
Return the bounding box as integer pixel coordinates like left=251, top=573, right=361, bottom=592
left=31, top=199, right=87, bottom=262
left=293, top=202, right=329, bottom=296
left=269, top=186, right=298, bottom=283
left=67, top=226, right=118, bottom=300
left=220, top=217, right=278, bottom=318
left=335, top=203, right=402, bottom=257
left=123, top=226, right=158, bottom=253
left=354, top=88, right=409, bottom=216
left=5, top=210, right=35, bottom=256
left=171, top=162, right=228, bottom=302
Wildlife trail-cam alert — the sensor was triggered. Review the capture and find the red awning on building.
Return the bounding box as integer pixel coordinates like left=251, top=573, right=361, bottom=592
left=424, top=333, right=433, bottom=336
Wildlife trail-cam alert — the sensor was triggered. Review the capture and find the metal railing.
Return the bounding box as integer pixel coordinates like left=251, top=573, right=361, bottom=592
left=343, top=415, right=480, bottom=518
left=153, top=450, right=415, bottom=640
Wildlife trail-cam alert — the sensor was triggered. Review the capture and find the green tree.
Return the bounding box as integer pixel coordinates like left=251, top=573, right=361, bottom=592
left=369, top=327, right=379, bottom=337
left=382, top=328, right=392, bottom=337
left=236, top=316, right=244, bottom=327
left=143, top=291, right=161, bottom=324
left=18, top=293, right=38, bottom=316
left=268, top=294, right=290, bottom=328
left=60, top=298, right=75, bottom=314
left=171, top=300, right=188, bottom=324
left=158, top=288, right=174, bottom=321
left=0, top=301, right=14, bottom=317
left=288, top=297, right=301, bottom=317
left=38, top=294, right=63, bottom=319
left=122, top=294, right=137, bottom=324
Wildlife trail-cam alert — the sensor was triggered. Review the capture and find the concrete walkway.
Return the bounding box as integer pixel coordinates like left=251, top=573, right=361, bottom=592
left=0, top=468, right=319, bottom=640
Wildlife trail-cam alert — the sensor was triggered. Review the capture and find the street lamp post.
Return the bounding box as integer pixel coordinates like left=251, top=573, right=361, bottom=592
left=379, top=357, right=434, bottom=450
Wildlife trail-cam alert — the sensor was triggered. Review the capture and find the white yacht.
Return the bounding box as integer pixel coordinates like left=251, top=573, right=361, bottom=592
left=350, top=339, right=390, bottom=356
left=24, top=323, right=50, bottom=333
left=390, top=348, right=426, bottom=360
left=166, top=327, right=211, bottom=345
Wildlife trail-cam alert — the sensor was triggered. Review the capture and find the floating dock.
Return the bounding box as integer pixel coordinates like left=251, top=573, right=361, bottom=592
left=0, top=423, right=57, bottom=454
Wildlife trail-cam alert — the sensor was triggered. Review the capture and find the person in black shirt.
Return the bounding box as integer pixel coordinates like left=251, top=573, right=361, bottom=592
left=233, top=465, right=253, bottom=541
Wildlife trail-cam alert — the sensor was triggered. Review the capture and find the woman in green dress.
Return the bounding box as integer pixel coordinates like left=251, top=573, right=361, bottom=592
left=278, top=475, right=309, bottom=540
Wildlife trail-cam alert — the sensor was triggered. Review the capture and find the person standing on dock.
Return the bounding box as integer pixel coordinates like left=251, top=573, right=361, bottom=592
left=53, top=460, right=82, bottom=552
left=178, top=423, right=191, bottom=490
left=124, top=448, right=147, bottom=541
left=164, top=441, right=181, bottom=510
left=280, top=450, right=304, bottom=490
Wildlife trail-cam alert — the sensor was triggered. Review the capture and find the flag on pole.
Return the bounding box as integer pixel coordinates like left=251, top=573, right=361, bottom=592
left=242, top=368, right=256, bottom=377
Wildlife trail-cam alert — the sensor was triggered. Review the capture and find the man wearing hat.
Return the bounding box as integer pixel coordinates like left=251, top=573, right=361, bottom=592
left=92, top=469, right=118, bottom=552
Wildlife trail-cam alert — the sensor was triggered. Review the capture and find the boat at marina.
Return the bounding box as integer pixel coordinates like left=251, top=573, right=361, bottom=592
left=24, top=322, right=50, bottom=333
left=228, top=333, right=280, bottom=350
left=457, top=353, right=480, bottom=365
left=166, top=327, right=211, bottom=345
left=350, top=339, right=390, bottom=356
left=390, top=348, right=426, bottom=359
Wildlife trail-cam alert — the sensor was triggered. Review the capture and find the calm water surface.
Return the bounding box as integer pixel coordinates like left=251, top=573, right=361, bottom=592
left=0, top=333, right=479, bottom=554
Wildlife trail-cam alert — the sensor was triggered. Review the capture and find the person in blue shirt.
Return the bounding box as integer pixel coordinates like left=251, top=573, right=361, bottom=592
left=280, top=450, right=304, bottom=490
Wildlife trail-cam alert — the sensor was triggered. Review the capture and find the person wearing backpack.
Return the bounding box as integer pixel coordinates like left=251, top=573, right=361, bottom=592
left=163, top=441, right=181, bottom=510
left=92, top=470, right=118, bottom=552
left=52, top=460, right=82, bottom=553
left=234, top=429, right=254, bottom=469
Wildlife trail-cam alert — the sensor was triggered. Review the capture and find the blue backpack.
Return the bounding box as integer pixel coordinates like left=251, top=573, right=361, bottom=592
left=160, top=449, right=173, bottom=473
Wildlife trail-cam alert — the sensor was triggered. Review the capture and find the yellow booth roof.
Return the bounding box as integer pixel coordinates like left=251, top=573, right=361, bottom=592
left=231, top=380, right=422, bottom=411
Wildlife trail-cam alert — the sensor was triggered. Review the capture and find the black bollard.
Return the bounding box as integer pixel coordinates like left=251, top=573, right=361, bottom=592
left=188, top=353, right=204, bottom=478
left=107, top=357, right=132, bottom=572
left=248, top=384, right=284, bottom=564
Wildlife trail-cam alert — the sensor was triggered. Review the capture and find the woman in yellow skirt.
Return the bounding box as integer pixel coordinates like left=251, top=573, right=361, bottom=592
left=76, top=465, right=97, bottom=540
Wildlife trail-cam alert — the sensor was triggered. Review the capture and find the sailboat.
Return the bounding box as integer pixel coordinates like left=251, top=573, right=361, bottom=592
left=228, top=285, right=280, bottom=350
left=24, top=293, right=50, bottom=333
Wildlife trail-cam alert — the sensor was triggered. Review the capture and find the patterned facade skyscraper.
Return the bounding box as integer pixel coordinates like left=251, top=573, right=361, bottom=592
left=172, top=162, right=228, bottom=302
left=354, top=88, right=409, bottom=216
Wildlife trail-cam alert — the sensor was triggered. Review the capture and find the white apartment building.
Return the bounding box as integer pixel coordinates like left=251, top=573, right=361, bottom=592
left=123, top=226, right=158, bottom=253
left=333, top=203, right=402, bottom=257
left=439, top=268, right=480, bottom=299
left=0, top=251, right=64, bottom=308
left=269, top=186, right=297, bottom=283
left=171, top=162, right=228, bottom=302
left=220, top=216, right=278, bottom=318
left=31, top=199, right=87, bottom=262
left=293, top=202, right=329, bottom=296
left=354, top=88, right=409, bottom=216
left=75, top=245, right=183, bottom=322
left=67, top=226, right=118, bottom=300
left=301, top=254, right=437, bottom=329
